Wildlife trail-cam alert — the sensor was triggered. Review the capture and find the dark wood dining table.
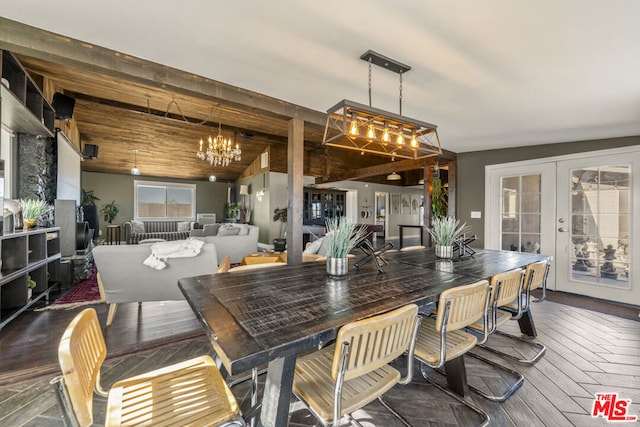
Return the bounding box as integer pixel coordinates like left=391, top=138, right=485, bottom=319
left=178, top=248, right=546, bottom=427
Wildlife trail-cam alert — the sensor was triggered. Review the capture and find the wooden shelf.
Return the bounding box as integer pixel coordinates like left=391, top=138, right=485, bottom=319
left=0, top=50, right=54, bottom=137
left=0, top=227, right=61, bottom=330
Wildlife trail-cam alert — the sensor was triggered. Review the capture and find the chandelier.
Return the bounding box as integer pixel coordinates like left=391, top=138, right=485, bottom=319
left=322, top=50, right=442, bottom=161
left=196, top=120, right=241, bottom=167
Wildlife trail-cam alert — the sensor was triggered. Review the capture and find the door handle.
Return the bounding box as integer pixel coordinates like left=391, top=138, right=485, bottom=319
left=558, top=227, right=568, bottom=232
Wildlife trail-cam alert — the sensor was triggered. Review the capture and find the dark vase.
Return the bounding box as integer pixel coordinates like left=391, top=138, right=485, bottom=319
left=82, top=205, right=100, bottom=239
left=273, top=238, right=286, bottom=252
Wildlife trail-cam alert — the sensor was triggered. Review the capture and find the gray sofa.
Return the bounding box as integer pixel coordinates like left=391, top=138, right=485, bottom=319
left=123, top=220, right=192, bottom=244
left=93, top=242, right=219, bottom=326
left=190, top=223, right=259, bottom=264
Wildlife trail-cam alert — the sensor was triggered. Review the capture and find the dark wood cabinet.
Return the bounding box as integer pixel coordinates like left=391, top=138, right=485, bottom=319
left=1, top=50, right=55, bottom=137
left=303, top=188, right=346, bottom=225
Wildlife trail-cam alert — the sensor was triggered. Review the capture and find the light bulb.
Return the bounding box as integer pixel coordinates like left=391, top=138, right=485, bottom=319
left=410, top=131, right=418, bottom=148
left=209, top=175, right=216, bottom=182
left=349, top=112, right=359, bottom=136
left=367, top=122, right=376, bottom=139
left=382, top=121, right=390, bottom=143
left=131, top=167, right=140, bottom=176
left=396, top=128, right=404, bottom=146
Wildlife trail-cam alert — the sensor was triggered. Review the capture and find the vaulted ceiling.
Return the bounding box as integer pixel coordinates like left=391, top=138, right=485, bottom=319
left=2, top=1, right=640, bottom=184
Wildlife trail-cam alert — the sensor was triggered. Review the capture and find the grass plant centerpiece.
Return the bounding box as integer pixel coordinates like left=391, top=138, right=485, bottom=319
left=20, top=199, right=52, bottom=229
left=426, top=216, right=470, bottom=258
left=325, top=217, right=369, bottom=277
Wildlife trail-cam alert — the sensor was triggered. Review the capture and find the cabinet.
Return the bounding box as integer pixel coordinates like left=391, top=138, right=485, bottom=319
left=0, top=227, right=61, bottom=330
left=1, top=50, right=55, bottom=137
left=303, top=188, right=346, bottom=225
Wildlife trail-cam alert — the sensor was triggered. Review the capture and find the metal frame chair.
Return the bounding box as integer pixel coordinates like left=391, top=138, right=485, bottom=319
left=413, top=280, right=492, bottom=427
left=466, top=268, right=526, bottom=401
left=51, top=308, right=245, bottom=427
left=480, top=259, right=549, bottom=365
left=292, top=304, right=421, bottom=427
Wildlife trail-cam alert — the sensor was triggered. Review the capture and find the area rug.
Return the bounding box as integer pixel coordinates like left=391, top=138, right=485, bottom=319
left=36, top=267, right=103, bottom=310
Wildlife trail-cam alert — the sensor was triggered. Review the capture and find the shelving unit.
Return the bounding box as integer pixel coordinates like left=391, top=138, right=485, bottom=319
left=303, top=188, right=346, bottom=225
left=0, top=50, right=55, bottom=137
left=0, top=227, right=61, bottom=330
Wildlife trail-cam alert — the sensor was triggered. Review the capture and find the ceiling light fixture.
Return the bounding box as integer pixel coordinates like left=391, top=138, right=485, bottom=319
left=387, top=172, right=401, bottom=181
left=130, top=149, right=140, bottom=175
left=196, top=115, right=242, bottom=167
left=322, top=50, right=442, bottom=160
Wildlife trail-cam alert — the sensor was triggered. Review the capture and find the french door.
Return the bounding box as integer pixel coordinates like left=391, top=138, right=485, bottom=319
left=487, top=147, right=640, bottom=305
left=556, top=152, right=639, bottom=305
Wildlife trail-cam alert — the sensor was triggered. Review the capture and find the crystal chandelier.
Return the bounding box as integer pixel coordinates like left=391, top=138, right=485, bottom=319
left=196, top=120, right=241, bottom=167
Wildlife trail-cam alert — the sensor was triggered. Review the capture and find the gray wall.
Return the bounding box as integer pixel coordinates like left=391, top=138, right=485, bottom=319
left=82, top=171, right=229, bottom=239
left=457, top=136, right=640, bottom=248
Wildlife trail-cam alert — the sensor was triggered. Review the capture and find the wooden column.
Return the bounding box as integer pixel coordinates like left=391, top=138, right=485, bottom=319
left=422, top=165, right=433, bottom=247
left=287, top=118, right=304, bottom=265
left=447, top=160, right=457, bottom=219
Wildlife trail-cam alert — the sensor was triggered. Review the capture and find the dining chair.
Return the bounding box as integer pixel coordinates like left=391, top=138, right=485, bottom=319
left=228, top=262, right=286, bottom=272
left=413, top=280, right=491, bottom=426
left=51, top=308, right=245, bottom=427
left=292, top=304, right=421, bottom=427
left=218, top=255, right=232, bottom=273
left=399, top=245, right=426, bottom=251
left=466, top=268, right=526, bottom=401
left=481, top=259, right=549, bottom=365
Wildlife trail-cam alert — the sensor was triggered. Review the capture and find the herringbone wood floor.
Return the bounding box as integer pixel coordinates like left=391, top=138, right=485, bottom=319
left=1, top=297, right=639, bottom=426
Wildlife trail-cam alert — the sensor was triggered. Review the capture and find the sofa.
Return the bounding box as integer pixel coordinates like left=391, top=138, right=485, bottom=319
left=93, top=241, right=219, bottom=326
left=190, top=223, right=259, bottom=264
left=123, top=219, right=193, bottom=244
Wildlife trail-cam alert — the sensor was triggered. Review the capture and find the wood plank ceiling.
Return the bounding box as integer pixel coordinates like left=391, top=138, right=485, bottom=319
left=17, top=53, right=452, bottom=185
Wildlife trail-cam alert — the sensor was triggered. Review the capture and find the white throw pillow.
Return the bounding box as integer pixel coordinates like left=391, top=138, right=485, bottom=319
left=218, top=225, right=240, bottom=236
left=177, top=221, right=191, bottom=232
left=303, top=237, right=324, bottom=254
left=203, top=224, right=221, bottom=236
left=131, top=219, right=145, bottom=234
left=317, top=234, right=332, bottom=256
left=238, top=225, right=250, bottom=236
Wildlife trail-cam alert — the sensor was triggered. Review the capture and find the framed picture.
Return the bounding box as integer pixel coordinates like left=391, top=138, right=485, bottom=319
left=411, top=195, right=419, bottom=215
left=401, top=194, right=411, bottom=215
left=391, top=193, right=401, bottom=215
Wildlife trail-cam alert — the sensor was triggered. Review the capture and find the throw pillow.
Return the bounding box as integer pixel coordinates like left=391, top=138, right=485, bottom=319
left=317, top=233, right=332, bottom=256
left=131, top=219, right=145, bottom=234
left=217, top=225, right=240, bottom=236
left=203, top=224, right=221, bottom=236
left=238, top=225, right=250, bottom=236
left=303, top=237, right=324, bottom=254
left=177, top=221, right=191, bottom=232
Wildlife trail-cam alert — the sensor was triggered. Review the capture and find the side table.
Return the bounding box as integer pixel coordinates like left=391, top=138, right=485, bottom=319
left=106, top=224, right=121, bottom=245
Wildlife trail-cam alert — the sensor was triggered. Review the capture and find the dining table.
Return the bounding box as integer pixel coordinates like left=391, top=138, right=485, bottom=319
left=178, top=248, right=547, bottom=427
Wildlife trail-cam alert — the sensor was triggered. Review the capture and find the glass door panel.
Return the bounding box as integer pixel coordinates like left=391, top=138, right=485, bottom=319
left=499, top=174, right=542, bottom=254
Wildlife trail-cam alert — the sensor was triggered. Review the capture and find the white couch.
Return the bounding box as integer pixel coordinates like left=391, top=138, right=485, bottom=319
left=190, top=223, right=259, bottom=264
left=93, top=242, right=219, bottom=326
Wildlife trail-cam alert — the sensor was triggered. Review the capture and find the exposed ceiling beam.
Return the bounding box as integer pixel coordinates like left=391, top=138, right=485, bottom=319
left=0, top=17, right=328, bottom=127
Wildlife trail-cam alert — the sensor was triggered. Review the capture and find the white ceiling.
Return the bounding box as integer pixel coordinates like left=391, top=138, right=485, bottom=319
left=3, top=0, right=640, bottom=153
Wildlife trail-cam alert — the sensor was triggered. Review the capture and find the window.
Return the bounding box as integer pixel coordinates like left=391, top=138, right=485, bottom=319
left=134, top=180, right=196, bottom=220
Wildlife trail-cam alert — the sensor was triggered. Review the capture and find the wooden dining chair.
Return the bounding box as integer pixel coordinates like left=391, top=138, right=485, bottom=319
left=399, top=245, right=426, bottom=251
left=413, top=280, right=491, bottom=426
left=51, top=308, right=245, bottom=427
left=481, top=259, right=549, bottom=365
left=466, top=268, right=526, bottom=401
left=228, top=262, right=286, bottom=272
left=292, top=304, right=421, bottom=427
left=217, top=255, right=232, bottom=273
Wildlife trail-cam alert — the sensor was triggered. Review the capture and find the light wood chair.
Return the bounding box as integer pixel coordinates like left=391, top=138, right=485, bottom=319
left=414, top=280, right=491, bottom=426
left=228, top=262, right=286, bottom=272
left=293, top=304, right=421, bottom=427
left=217, top=255, right=232, bottom=273
left=51, top=308, right=245, bottom=427
left=466, top=268, right=526, bottom=401
left=399, top=245, right=426, bottom=251
left=481, top=259, right=549, bottom=365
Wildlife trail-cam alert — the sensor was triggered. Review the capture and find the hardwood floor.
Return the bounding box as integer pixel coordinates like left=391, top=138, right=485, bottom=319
left=1, top=292, right=639, bottom=425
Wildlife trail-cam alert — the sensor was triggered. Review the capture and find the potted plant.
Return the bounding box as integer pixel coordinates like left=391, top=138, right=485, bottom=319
left=20, top=199, right=52, bottom=229
left=81, top=189, right=100, bottom=237
left=426, top=216, right=470, bottom=259
left=27, top=274, right=36, bottom=300
left=431, top=177, right=448, bottom=219
left=100, top=200, right=120, bottom=224
left=324, top=217, right=368, bottom=277
left=272, top=207, right=287, bottom=252
left=224, top=202, right=240, bottom=222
